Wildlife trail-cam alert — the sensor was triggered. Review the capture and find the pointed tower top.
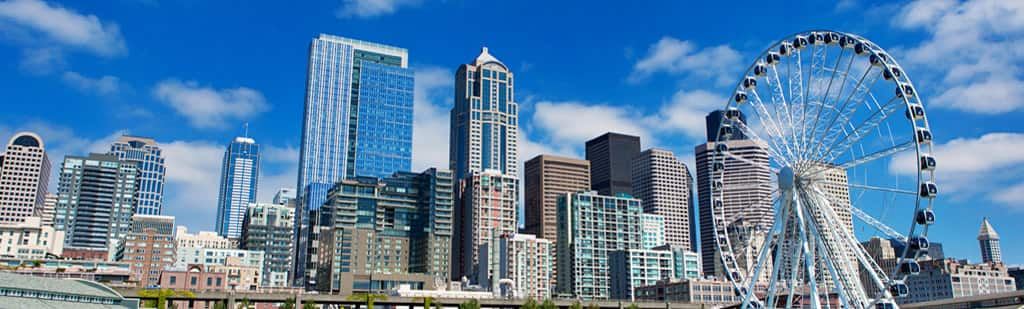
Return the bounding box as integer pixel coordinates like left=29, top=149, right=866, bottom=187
left=473, top=46, right=506, bottom=68
left=978, top=217, right=999, bottom=240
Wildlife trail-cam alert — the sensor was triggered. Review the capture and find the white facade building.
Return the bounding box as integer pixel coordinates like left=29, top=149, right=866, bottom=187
left=0, top=217, right=63, bottom=259
left=174, top=226, right=233, bottom=249
left=174, top=246, right=265, bottom=269
left=0, top=132, right=51, bottom=226
left=479, top=233, right=552, bottom=299
left=456, top=170, right=518, bottom=282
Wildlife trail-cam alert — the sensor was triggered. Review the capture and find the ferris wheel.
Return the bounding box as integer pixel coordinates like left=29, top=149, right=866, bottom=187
left=708, top=30, right=937, bottom=309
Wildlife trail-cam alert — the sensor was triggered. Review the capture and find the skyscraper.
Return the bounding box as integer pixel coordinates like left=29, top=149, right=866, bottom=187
left=41, top=193, right=57, bottom=227
left=215, top=137, right=261, bottom=239
left=449, top=47, right=520, bottom=283
left=695, top=138, right=772, bottom=277
left=632, top=148, right=694, bottom=251
left=523, top=154, right=590, bottom=241
left=586, top=132, right=640, bottom=196
left=108, top=135, right=165, bottom=215
left=55, top=153, right=139, bottom=258
left=294, top=34, right=414, bottom=284
left=449, top=47, right=519, bottom=181
left=273, top=188, right=296, bottom=206
left=0, top=132, right=51, bottom=225
left=705, top=110, right=749, bottom=142
left=978, top=218, right=1001, bottom=264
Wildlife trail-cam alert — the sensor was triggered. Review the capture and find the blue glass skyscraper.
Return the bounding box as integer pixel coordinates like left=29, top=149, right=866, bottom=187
left=215, top=137, right=261, bottom=239
left=293, top=34, right=414, bottom=285
left=109, top=135, right=165, bottom=215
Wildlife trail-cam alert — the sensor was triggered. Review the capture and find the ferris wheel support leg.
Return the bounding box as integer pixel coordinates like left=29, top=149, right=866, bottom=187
left=792, top=196, right=821, bottom=309
left=742, top=197, right=787, bottom=309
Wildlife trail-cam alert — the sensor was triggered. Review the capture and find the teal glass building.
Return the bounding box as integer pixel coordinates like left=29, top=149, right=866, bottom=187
left=215, top=137, right=261, bottom=239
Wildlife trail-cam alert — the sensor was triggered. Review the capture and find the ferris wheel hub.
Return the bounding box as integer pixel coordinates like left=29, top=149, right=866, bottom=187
left=779, top=166, right=796, bottom=190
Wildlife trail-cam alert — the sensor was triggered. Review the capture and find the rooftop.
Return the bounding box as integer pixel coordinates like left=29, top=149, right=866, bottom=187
left=978, top=217, right=999, bottom=240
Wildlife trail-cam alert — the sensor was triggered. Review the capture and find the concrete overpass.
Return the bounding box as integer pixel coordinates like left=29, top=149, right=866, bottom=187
left=114, top=288, right=713, bottom=309
left=900, top=290, right=1024, bottom=309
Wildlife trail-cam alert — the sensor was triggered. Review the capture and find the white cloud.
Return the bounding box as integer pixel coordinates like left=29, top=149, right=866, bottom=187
left=993, top=182, right=1024, bottom=210
left=0, top=122, right=124, bottom=191
left=153, top=79, right=269, bottom=129
left=160, top=140, right=223, bottom=230
left=410, top=66, right=453, bottom=171
left=19, top=47, right=64, bottom=75
left=890, top=132, right=1024, bottom=208
left=629, top=36, right=742, bottom=87
left=895, top=0, right=1024, bottom=114
left=336, top=0, right=421, bottom=19
left=62, top=71, right=120, bottom=95
left=0, top=0, right=126, bottom=56
left=531, top=101, right=654, bottom=146
left=262, top=144, right=299, bottom=163
left=652, top=89, right=728, bottom=140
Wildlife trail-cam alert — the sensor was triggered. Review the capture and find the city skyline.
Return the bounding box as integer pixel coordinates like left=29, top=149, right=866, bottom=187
left=0, top=0, right=1021, bottom=268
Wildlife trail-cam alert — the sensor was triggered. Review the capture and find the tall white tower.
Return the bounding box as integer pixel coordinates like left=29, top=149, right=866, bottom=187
left=0, top=132, right=51, bottom=225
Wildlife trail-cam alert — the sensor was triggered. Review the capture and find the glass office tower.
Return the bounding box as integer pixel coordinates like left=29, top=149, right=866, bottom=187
left=215, top=137, right=261, bottom=239
left=293, top=34, right=414, bottom=285
left=108, top=135, right=165, bottom=215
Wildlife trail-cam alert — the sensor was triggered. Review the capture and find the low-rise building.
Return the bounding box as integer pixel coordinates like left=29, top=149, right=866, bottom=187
left=609, top=249, right=674, bottom=301
left=901, top=258, right=1017, bottom=304
left=635, top=278, right=749, bottom=305
left=206, top=256, right=261, bottom=291
left=1008, top=266, right=1023, bottom=291
left=159, top=264, right=227, bottom=292
left=0, top=216, right=63, bottom=259
left=0, top=258, right=133, bottom=287
left=175, top=226, right=233, bottom=249
left=0, top=271, right=139, bottom=308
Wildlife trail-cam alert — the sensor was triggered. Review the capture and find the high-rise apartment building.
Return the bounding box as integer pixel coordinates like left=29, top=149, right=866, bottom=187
left=0, top=132, right=51, bottom=225
left=454, top=170, right=518, bottom=282
left=116, top=214, right=175, bottom=288
left=241, top=203, right=294, bottom=288
left=523, top=155, right=590, bottom=241
left=652, top=245, right=702, bottom=280
left=641, top=213, right=666, bottom=250
left=294, top=34, right=414, bottom=285
left=556, top=191, right=644, bottom=300
left=216, top=137, right=261, bottom=240
left=449, top=47, right=519, bottom=181
left=586, top=132, right=640, bottom=196
left=108, top=135, right=165, bottom=215
left=978, top=218, right=1001, bottom=264
left=632, top=148, right=694, bottom=251
left=695, top=137, right=772, bottom=277
left=315, top=168, right=453, bottom=294
left=478, top=233, right=553, bottom=299
left=705, top=110, right=748, bottom=142
left=55, top=153, right=139, bottom=257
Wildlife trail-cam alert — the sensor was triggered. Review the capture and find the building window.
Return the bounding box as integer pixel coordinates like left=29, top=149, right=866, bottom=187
left=169, top=276, right=176, bottom=285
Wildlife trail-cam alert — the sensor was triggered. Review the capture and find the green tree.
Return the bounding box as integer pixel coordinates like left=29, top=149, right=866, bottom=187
left=346, top=293, right=388, bottom=309
left=213, top=301, right=228, bottom=309
left=540, top=299, right=557, bottom=309
left=521, top=298, right=539, bottom=309
left=279, top=297, right=296, bottom=309
left=138, top=289, right=195, bottom=309
left=418, top=297, right=442, bottom=309
left=570, top=300, right=583, bottom=309
left=626, top=304, right=640, bottom=309
left=586, top=303, right=600, bottom=309
left=302, top=300, right=317, bottom=309
left=459, top=299, right=481, bottom=309
left=238, top=297, right=251, bottom=309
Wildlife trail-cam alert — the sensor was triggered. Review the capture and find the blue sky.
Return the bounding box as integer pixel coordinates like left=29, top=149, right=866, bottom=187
left=0, top=0, right=1021, bottom=264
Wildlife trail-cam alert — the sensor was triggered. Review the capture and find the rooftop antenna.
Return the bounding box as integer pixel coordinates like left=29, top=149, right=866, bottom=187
left=243, top=122, right=249, bottom=139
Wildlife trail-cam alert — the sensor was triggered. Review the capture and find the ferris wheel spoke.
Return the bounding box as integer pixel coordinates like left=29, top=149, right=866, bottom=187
left=835, top=139, right=915, bottom=170
left=749, top=89, right=799, bottom=161
left=741, top=198, right=784, bottom=309
left=806, top=59, right=876, bottom=161
left=804, top=48, right=849, bottom=162
left=847, top=183, right=916, bottom=195
left=815, top=95, right=903, bottom=163
left=722, top=150, right=780, bottom=174
left=768, top=64, right=797, bottom=151
left=849, top=204, right=907, bottom=242
left=734, top=120, right=792, bottom=166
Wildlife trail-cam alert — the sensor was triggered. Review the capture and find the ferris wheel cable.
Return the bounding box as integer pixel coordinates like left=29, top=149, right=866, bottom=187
left=816, top=95, right=903, bottom=164
left=849, top=204, right=906, bottom=242
left=794, top=49, right=813, bottom=162
left=721, top=151, right=780, bottom=174
left=806, top=186, right=893, bottom=300
left=749, top=89, right=800, bottom=162
left=798, top=195, right=855, bottom=308
left=806, top=47, right=849, bottom=162
left=768, top=61, right=797, bottom=150
left=733, top=121, right=793, bottom=166
left=810, top=69, right=885, bottom=163
left=806, top=59, right=874, bottom=162
left=836, top=140, right=915, bottom=170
